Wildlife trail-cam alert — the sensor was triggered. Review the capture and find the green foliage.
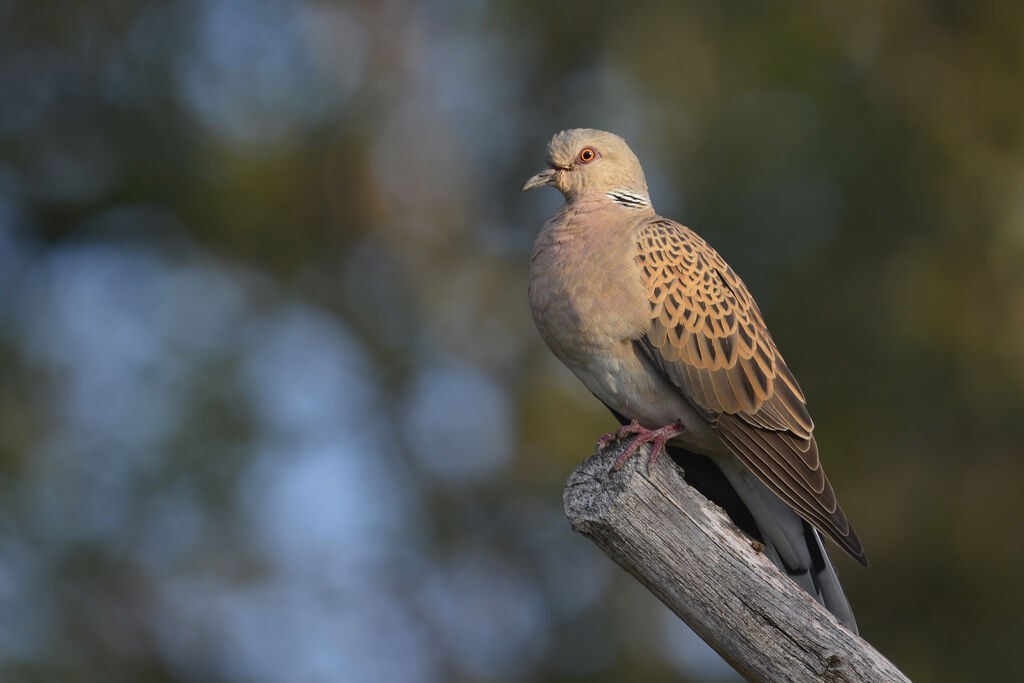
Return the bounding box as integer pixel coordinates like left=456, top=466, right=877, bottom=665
left=0, top=1, right=1022, bottom=681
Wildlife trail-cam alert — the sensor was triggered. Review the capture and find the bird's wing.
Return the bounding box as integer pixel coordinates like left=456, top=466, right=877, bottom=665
left=636, top=218, right=866, bottom=565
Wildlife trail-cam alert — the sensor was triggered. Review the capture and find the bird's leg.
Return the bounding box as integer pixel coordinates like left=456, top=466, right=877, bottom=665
left=601, top=419, right=685, bottom=472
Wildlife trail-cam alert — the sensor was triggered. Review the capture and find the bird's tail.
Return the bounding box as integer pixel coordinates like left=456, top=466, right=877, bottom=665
left=666, top=446, right=859, bottom=634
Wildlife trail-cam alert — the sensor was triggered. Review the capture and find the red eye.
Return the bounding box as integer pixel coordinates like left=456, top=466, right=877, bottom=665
left=578, top=147, right=597, bottom=163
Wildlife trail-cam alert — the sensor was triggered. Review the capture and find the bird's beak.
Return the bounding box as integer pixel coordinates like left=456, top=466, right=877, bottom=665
left=522, top=168, right=557, bottom=192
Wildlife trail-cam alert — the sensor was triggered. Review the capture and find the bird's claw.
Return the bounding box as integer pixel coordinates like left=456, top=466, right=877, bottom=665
left=597, top=420, right=636, bottom=450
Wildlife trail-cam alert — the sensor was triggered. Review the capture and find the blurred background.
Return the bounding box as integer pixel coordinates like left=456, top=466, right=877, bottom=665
left=1, top=0, right=1022, bottom=681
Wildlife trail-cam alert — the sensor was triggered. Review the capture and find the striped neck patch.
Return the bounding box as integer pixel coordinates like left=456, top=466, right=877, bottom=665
left=606, top=189, right=651, bottom=209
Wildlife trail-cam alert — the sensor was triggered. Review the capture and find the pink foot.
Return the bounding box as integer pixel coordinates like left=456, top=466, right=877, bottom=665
left=597, top=419, right=686, bottom=472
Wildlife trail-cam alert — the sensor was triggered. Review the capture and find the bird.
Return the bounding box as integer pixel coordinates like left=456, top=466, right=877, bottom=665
left=523, top=128, right=865, bottom=633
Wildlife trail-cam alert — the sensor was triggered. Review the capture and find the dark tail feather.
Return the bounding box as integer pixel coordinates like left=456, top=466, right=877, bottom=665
left=803, top=521, right=858, bottom=632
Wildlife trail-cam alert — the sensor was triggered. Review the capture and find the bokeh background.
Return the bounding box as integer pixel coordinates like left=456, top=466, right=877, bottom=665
left=1, top=1, right=1023, bottom=681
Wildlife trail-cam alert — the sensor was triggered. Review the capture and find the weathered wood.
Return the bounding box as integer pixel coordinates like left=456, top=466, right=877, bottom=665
left=563, top=441, right=910, bottom=682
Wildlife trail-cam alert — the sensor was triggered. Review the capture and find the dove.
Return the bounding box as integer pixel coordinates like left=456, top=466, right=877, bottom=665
left=524, top=128, right=865, bottom=633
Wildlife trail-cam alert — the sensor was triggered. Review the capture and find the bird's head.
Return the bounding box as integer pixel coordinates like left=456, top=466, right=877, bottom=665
left=522, top=128, right=649, bottom=203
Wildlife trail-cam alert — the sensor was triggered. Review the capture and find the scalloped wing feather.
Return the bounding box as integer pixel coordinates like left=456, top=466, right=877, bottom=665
left=636, top=218, right=866, bottom=565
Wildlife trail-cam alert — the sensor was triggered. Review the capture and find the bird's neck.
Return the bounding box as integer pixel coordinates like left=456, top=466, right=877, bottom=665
left=561, top=187, right=654, bottom=214
left=536, top=196, right=653, bottom=252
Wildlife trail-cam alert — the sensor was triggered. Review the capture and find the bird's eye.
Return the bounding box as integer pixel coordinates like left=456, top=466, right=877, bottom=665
left=578, top=147, right=597, bottom=163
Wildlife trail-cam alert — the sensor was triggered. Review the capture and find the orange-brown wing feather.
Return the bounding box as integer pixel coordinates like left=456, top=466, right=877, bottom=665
left=636, top=219, right=866, bottom=565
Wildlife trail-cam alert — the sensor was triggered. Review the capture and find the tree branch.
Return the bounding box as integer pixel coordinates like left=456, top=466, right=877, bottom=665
left=563, top=442, right=909, bottom=682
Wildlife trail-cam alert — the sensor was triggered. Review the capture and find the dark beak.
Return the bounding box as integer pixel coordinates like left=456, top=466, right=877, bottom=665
left=521, top=168, right=557, bottom=192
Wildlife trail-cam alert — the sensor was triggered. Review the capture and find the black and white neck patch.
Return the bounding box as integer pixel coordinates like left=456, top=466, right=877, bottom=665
left=606, top=189, right=651, bottom=209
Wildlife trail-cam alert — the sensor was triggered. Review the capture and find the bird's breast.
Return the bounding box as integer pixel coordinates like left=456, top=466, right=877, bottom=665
left=528, top=219, right=648, bottom=366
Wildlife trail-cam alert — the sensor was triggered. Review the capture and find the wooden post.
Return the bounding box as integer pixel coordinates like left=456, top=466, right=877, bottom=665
left=563, top=441, right=910, bottom=682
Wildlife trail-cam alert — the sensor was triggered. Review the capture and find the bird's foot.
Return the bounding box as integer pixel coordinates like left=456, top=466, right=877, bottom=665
left=597, top=419, right=685, bottom=472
